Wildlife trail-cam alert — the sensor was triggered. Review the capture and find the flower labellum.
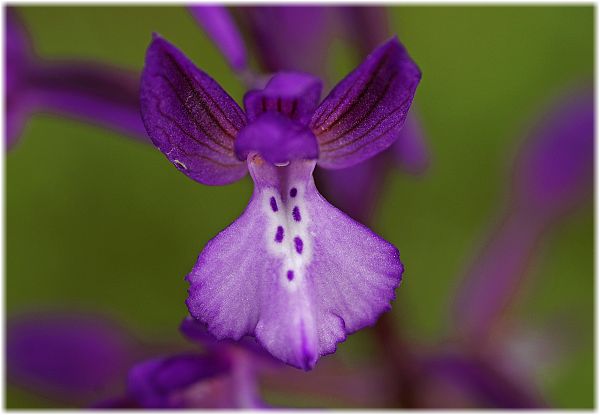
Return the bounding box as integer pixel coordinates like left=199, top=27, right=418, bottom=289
left=140, top=33, right=420, bottom=370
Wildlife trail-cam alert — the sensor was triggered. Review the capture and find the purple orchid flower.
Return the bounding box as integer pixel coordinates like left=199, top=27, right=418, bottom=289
left=5, top=8, right=147, bottom=149
left=140, top=33, right=420, bottom=370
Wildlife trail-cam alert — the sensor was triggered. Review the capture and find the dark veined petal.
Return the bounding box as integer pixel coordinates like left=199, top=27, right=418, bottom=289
left=188, top=6, right=247, bottom=73
left=140, top=34, right=247, bottom=185
left=311, top=36, right=421, bottom=169
left=186, top=156, right=402, bottom=370
left=243, top=72, right=322, bottom=123
left=235, top=112, right=319, bottom=164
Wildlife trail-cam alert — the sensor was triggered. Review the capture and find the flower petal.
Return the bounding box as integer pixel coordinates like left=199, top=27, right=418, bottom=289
left=186, top=156, right=402, bottom=370
left=140, top=34, right=247, bottom=185
left=244, top=72, right=322, bottom=123
left=311, top=36, right=421, bottom=169
left=235, top=112, right=319, bottom=164
left=188, top=6, right=248, bottom=73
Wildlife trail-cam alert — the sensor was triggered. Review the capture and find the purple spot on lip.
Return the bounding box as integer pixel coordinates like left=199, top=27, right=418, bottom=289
left=294, top=237, right=304, bottom=254
left=270, top=197, right=278, bottom=212
left=287, top=270, right=294, bottom=281
left=292, top=206, right=301, bottom=222
left=275, top=226, right=284, bottom=243
left=290, top=188, right=297, bottom=198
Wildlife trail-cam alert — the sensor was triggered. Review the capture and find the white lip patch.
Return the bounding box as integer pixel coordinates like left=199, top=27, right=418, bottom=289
left=262, top=183, right=313, bottom=292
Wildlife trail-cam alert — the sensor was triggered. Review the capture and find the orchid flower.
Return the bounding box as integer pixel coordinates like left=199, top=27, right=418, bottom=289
left=140, top=33, right=420, bottom=369
left=5, top=8, right=147, bottom=149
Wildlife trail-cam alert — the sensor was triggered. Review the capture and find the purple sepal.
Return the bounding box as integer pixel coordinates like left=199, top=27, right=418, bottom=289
left=188, top=6, right=247, bottom=72
left=244, top=72, right=322, bottom=123
left=127, top=353, right=229, bottom=409
left=311, top=36, right=421, bottom=169
left=235, top=112, right=319, bottom=164
left=140, top=34, right=248, bottom=185
left=7, top=312, right=134, bottom=401
left=186, top=157, right=402, bottom=370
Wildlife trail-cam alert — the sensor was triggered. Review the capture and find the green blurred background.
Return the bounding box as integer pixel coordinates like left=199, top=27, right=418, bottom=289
left=6, top=5, right=593, bottom=408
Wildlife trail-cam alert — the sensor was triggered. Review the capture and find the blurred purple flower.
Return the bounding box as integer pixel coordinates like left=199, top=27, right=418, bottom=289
left=5, top=8, right=148, bottom=149
left=454, top=86, right=594, bottom=344
left=140, top=33, right=420, bottom=369
left=7, top=311, right=137, bottom=406
left=119, top=317, right=267, bottom=409
left=7, top=311, right=269, bottom=409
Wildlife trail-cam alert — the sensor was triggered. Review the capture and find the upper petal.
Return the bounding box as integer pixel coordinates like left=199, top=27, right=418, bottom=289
left=140, top=34, right=247, bottom=185
left=188, top=6, right=248, bottom=73
left=244, top=72, right=322, bottom=124
left=186, top=156, right=402, bottom=370
left=311, top=36, right=421, bottom=169
left=235, top=112, right=319, bottom=164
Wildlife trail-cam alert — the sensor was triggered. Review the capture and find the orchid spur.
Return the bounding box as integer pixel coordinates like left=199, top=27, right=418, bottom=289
left=140, top=34, right=420, bottom=370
